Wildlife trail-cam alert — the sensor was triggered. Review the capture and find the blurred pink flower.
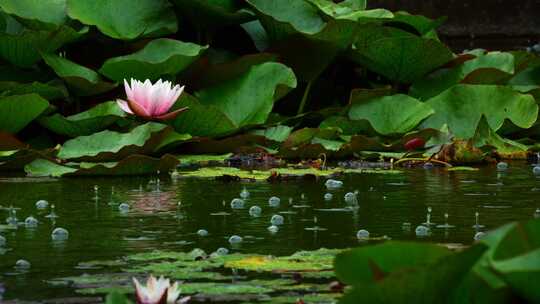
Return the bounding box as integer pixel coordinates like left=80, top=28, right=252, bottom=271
left=133, top=275, right=190, bottom=304
left=117, top=78, right=188, bottom=120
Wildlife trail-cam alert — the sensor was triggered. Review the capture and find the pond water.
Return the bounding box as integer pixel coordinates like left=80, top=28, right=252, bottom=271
left=1, top=163, right=539, bottom=301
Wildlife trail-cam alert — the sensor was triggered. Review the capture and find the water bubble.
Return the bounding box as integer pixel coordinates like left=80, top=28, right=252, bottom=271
left=249, top=205, right=262, bottom=217
left=51, top=227, right=69, bottom=241
left=15, top=259, right=31, bottom=270
left=496, top=162, right=508, bottom=171
left=535, top=208, right=540, bottom=218
left=325, top=179, right=343, bottom=189
left=267, top=225, right=279, bottom=233
left=228, top=235, right=243, bottom=244
left=324, top=193, right=333, bottom=201
left=216, top=247, right=229, bottom=256
left=415, top=225, right=430, bottom=237
left=35, top=200, right=49, bottom=209
left=118, top=203, right=130, bottom=212
left=240, top=187, right=250, bottom=199
left=474, top=231, right=486, bottom=241
left=270, top=214, right=284, bottom=225
left=197, top=229, right=209, bottom=237
left=533, top=166, right=540, bottom=175
left=268, top=196, right=280, bottom=207
left=344, top=192, right=357, bottom=204
left=356, top=229, right=370, bottom=240
left=230, top=198, right=245, bottom=209
left=0, top=235, right=5, bottom=246
left=24, top=216, right=38, bottom=228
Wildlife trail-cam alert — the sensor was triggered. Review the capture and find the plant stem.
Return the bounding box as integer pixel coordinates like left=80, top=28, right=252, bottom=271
left=297, top=80, right=313, bottom=115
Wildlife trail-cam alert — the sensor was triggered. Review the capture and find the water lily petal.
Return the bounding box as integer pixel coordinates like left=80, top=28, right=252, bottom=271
left=117, top=99, right=134, bottom=114
left=156, top=85, right=184, bottom=116
left=128, top=97, right=151, bottom=118
left=155, top=106, right=189, bottom=121
left=124, top=79, right=135, bottom=102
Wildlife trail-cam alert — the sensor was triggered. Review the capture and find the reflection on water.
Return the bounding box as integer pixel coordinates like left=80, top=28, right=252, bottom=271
left=1, top=163, right=540, bottom=300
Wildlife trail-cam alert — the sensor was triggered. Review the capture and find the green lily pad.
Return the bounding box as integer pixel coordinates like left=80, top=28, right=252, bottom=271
left=422, top=85, right=538, bottom=139
left=173, top=62, right=296, bottom=137
left=348, top=94, right=434, bottom=135
left=66, top=0, right=177, bottom=40
left=38, top=101, right=126, bottom=137
left=0, top=80, right=67, bottom=100
left=171, top=0, right=254, bottom=29
left=25, top=154, right=179, bottom=177
left=349, top=25, right=453, bottom=83
left=411, top=51, right=516, bottom=100
left=0, top=24, right=87, bottom=67
left=0, top=0, right=67, bottom=29
left=338, top=244, right=487, bottom=304
left=251, top=125, right=293, bottom=142
left=0, top=93, right=49, bottom=133
left=225, top=248, right=341, bottom=272
left=99, top=38, right=208, bottom=82
left=57, top=122, right=168, bottom=161
left=42, top=53, right=116, bottom=96
left=335, top=242, right=451, bottom=285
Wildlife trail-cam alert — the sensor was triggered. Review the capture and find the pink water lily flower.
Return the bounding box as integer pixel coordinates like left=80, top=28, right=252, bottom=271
left=133, top=275, right=190, bottom=304
left=117, top=79, right=188, bottom=120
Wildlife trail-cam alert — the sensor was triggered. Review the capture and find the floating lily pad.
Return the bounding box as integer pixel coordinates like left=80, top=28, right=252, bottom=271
left=99, top=38, right=208, bottom=82
left=57, top=122, right=168, bottom=161
left=0, top=93, right=49, bottom=134
left=66, top=0, right=177, bottom=40
left=0, top=24, right=87, bottom=67
left=25, top=154, right=179, bottom=177
left=38, top=101, right=126, bottom=137
left=348, top=94, right=434, bottom=135
left=422, top=85, right=538, bottom=139
left=42, top=53, right=116, bottom=96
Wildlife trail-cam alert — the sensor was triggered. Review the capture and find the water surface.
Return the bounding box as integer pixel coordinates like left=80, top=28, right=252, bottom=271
left=1, top=163, right=539, bottom=300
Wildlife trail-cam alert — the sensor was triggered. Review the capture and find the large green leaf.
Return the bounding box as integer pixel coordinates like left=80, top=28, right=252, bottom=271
left=0, top=94, right=49, bottom=133
left=0, top=0, right=67, bottom=29
left=335, top=242, right=451, bottom=286
left=173, top=62, right=296, bottom=137
left=338, top=244, right=487, bottom=304
left=57, top=122, right=168, bottom=161
left=171, top=0, right=254, bottom=29
left=0, top=80, right=67, bottom=100
left=348, top=94, right=434, bottom=135
left=489, top=220, right=540, bottom=302
left=171, top=94, right=237, bottom=138
left=0, top=24, right=87, bottom=67
left=349, top=25, right=453, bottom=83
left=42, top=53, right=116, bottom=96
left=247, top=0, right=326, bottom=37
left=99, top=38, right=208, bottom=82
left=38, top=101, right=126, bottom=137
left=411, top=51, right=516, bottom=100
left=472, top=116, right=528, bottom=153
left=66, top=0, right=177, bottom=40
left=247, top=0, right=390, bottom=81
left=422, top=85, right=538, bottom=139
